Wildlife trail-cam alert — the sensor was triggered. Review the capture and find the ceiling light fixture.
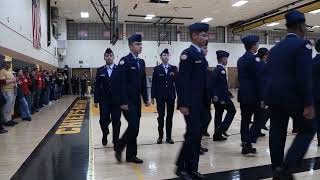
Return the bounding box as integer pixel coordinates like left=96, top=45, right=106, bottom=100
left=266, top=22, right=280, bottom=27
left=145, top=14, right=156, bottom=20
left=232, top=0, right=248, bottom=7
left=80, top=12, right=89, bottom=18
left=201, top=18, right=213, bottom=23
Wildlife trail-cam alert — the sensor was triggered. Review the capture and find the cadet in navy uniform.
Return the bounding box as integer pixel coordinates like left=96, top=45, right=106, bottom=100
left=115, top=34, right=151, bottom=164
left=313, top=39, right=320, bottom=146
left=237, top=35, right=263, bottom=155
left=202, top=42, right=212, bottom=138
left=151, top=48, right=177, bottom=144
left=94, top=48, right=122, bottom=147
left=265, top=10, right=315, bottom=179
left=199, top=42, right=210, bottom=155
left=256, top=47, right=270, bottom=135
left=212, top=50, right=236, bottom=141
left=175, top=22, right=208, bottom=180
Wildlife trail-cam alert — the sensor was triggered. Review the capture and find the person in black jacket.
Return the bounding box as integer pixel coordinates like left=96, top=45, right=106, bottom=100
left=80, top=74, right=87, bottom=98
left=94, top=48, right=122, bottom=147
left=151, top=49, right=177, bottom=144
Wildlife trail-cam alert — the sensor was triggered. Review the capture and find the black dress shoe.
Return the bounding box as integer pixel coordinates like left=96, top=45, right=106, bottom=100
left=204, top=132, right=210, bottom=137
left=12, top=120, right=18, bottom=125
left=102, top=134, right=108, bottom=146
left=189, top=171, right=205, bottom=179
left=175, top=169, right=192, bottom=180
left=166, top=138, right=174, bottom=144
left=22, top=118, right=32, bottom=121
left=200, top=146, right=208, bottom=155
left=0, top=129, right=8, bottom=134
left=200, top=146, right=208, bottom=152
left=126, top=157, right=143, bottom=164
left=115, top=150, right=122, bottom=163
left=213, top=134, right=227, bottom=141
left=242, top=143, right=257, bottom=155
left=222, top=132, right=229, bottom=137
left=258, top=132, right=266, bottom=137
left=4, top=121, right=15, bottom=126
left=157, top=137, right=163, bottom=144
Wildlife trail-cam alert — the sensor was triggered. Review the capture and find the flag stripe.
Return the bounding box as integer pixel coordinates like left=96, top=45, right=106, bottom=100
left=32, top=0, right=41, bottom=49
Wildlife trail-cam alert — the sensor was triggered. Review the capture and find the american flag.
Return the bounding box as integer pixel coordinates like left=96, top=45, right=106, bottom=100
left=32, top=0, right=41, bottom=49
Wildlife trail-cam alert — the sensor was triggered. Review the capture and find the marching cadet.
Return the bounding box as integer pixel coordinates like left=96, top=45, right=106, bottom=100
left=212, top=50, right=236, bottom=141
left=115, top=34, right=151, bottom=164
left=256, top=47, right=270, bottom=136
left=313, top=39, right=320, bottom=146
left=237, top=35, right=263, bottom=155
left=199, top=42, right=210, bottom=155
left=175, top=22, right=208, bottom=180
left=93, top=48, right=121, bottom=148
left=202, top=42, right=212, bottom=138
left=265, top=10, right=315, bottom=179
left=151, top=48, right=177, bottom=144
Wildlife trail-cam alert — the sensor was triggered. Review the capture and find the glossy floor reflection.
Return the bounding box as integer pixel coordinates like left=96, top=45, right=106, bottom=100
left=92, top=94, right=320, bottom=180
left=0, top=96, right=77, bottom=180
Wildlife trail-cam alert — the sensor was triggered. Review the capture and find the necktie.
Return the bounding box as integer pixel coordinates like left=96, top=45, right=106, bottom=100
left=164, top=66, right=168, bottom=74
left=135, top=58, right=140, bottom=69
left=108, top=66, right=112, bottom=77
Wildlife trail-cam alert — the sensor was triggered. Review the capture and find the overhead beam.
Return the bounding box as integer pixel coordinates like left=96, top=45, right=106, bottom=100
left=124, top=20, right=184, bottom=25
left=232, top=0, right=320, bottom=33
left=128, top=14, right=193, bottom=20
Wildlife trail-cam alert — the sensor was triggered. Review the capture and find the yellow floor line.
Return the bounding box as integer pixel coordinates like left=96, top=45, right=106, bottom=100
left=87, top=97, right=95, bottom=180
left=131, top=163, right=145, bottom=180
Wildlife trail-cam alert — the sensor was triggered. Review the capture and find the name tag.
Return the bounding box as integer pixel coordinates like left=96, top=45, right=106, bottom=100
left=159, top=74, right=164, bottom=76
left=130, top=67, right=136, bottom=70
left=195, top=60, right=202, bottom=64
left=100, top=74, right=105, bottom=77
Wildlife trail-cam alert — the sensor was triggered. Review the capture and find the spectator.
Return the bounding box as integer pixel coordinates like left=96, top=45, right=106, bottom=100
left=0, top=57, right=18, bottom=126
left=63, top=72, right=69, bottom=95
left=28, top=70, right=37, bottom=113
left=0, top=59, right=8, bottom=133
left=71, top=75, right=77, bottom=95
left=80, top=74, right=87, bottom=98
left=42, top=70, right=50, bottom=105
left=17, top=69, right=31, bottom=121
left=33, top=68, right=43, bottom=111
left=56, top=73, right=64, bottom=99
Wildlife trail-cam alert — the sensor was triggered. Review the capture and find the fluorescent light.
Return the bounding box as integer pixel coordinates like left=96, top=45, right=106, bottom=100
left=80, top=12, right=89, bottom=18
left=310, top=25, right=320, bottom=29
left=266, top=22, right=280, bottom=27
left=145, top=14, right=155, bottom=20
left=146, top=14, right=156, bottom=17
left=309, top=9, right=320, bottom=14
left=232, top=0, right=248, bottom=7
left=201, top=18, right=213, bottom=23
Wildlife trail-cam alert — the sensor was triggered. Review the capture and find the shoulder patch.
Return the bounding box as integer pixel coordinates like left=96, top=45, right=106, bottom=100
left=306, top=43, right=312, bottom=50
left=255, top=57, right=261, bottom=62
left=119, top=60, right=125, bottom=65
left=180, top=54, right=188, bottom=61
left=221, top=70, right=226, bottom=74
